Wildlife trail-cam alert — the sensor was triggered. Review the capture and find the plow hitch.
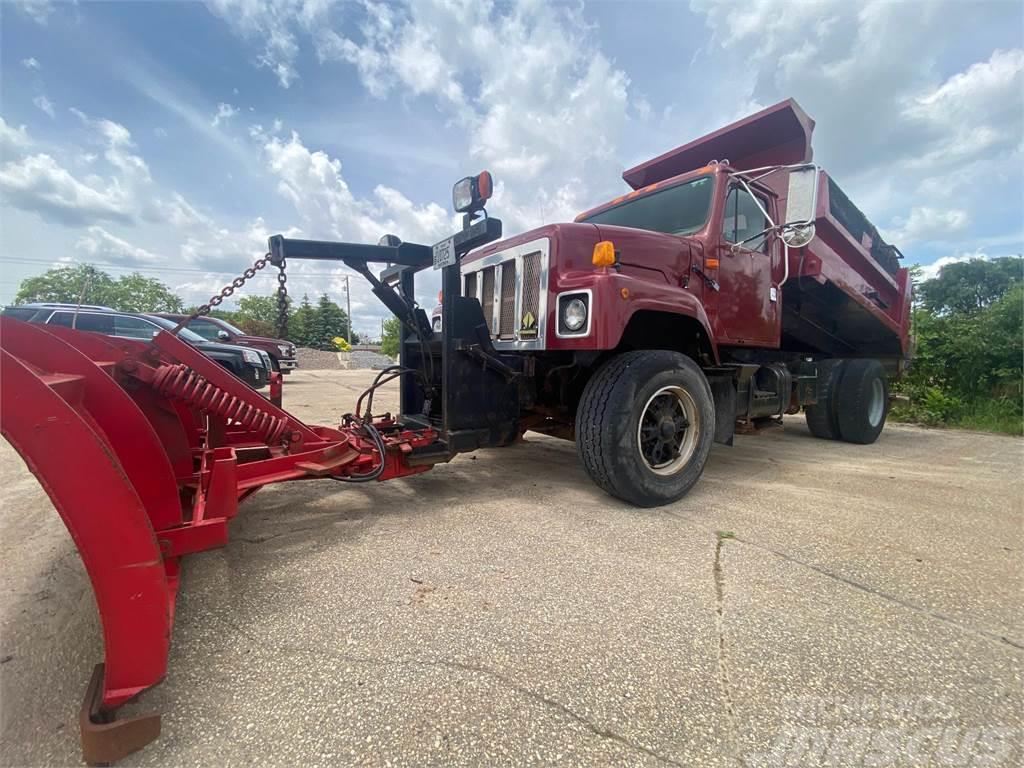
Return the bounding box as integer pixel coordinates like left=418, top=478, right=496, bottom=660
left=0, top=190, right=524, bottom=763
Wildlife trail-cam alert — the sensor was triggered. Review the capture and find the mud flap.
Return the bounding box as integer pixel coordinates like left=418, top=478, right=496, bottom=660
left=707, top=375, right=736, bottom=446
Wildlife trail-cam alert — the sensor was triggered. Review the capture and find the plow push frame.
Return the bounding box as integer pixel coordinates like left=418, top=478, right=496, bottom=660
left=0, top=186, right=525, bottom=764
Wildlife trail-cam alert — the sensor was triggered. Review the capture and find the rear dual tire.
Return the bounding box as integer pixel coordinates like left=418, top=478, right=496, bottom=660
left=576, top=351, right=715, bottom=507
left=805, top=358, right=889, bottom=444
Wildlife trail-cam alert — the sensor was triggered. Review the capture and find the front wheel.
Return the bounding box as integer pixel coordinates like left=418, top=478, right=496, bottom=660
left=576, top=350, right=715, bottom=507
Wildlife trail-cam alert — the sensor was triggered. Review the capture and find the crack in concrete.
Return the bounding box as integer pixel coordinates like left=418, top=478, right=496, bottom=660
left=732, top=536, right=1024, bottom=652
left=210, top=615, right=685, bottom=767
left=713, top=535, right=743, bottom=766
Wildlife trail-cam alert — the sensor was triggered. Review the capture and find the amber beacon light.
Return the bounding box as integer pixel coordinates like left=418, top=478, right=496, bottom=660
left=592, top=240, right=616, bottom=267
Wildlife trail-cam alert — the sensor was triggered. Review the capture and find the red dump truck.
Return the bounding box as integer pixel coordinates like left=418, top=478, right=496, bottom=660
left=435, top=98, right=913, bottom=506
left=0, top=98, right=912, bottom=762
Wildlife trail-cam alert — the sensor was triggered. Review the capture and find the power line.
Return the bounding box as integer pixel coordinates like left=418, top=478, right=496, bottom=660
left=0, top=257, right=371, bottom=280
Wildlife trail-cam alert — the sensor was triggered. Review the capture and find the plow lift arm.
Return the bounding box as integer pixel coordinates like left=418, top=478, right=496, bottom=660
left=0, top=173, right=521, bottom=764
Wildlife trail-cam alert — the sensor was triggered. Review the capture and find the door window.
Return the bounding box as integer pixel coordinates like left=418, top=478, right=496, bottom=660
left=50, top=312, right=116, bottom=334
left=113, top=315, right=159, bottom=340
left=722, top=186, right=769, bottom=252
left=188, top=318, right=224, bottom=341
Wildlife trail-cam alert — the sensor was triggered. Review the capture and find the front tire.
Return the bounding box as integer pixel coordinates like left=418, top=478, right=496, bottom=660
left=576, top=350, right=715, bottom=507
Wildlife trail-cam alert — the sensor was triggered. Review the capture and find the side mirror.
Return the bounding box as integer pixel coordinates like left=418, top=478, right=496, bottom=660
left=217, top=330, right=230, bottom=340
left=782, top=166, right=818, bottom=248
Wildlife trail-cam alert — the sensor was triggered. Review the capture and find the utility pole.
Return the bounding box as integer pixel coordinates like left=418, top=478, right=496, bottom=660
left=344, top=274, right=352, bottom=343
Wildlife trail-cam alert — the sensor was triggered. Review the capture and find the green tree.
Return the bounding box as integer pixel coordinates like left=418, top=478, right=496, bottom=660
left=918, top=256, right=1022, bottom=315
left=234, top=295, right=284, bottom=338
left=15, top=264, right=182, bottom=312
left=380, top=316, right=401, bottom=358
left=107, top=272, right=183, bottom=312
left=892, top=256, right=1023, bottom=433
left=290, top=294, right=316, bottom=348
left=308, top=294, right=350, bottom=350
left=15, top=264, right=116, bottom=306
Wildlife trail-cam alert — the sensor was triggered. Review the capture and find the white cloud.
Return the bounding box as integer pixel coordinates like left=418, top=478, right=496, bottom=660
left=76, top=225, right=162, bottom=265
left=0, top=117, right=32, bottom=155
left=885, top=206, right=970, bottom=246
left=211, top=102, right=239, bottom=127
left=0, top=114, right=156, bottom=227
left=21, top=57, right=41, bottom=70
left=918, top=251, right=991, bottom=280
left=317, top=1, right=630, bottom=230
left=166, top=192, right=213, bottom=229
left=690, top=0, right=1024, bottom=262
left=70, top=108, right=152, bottom=189
left=33, top=95, right=55, bottom=118
left=903, top=48, right=1024, bottom=171
left=0, top=153, right=135, bottom=226
left=205, top=0, right=331, bottom=88
left=14, top=0, right=54, bottom=25
left=262, top=129, right=452, bottom=245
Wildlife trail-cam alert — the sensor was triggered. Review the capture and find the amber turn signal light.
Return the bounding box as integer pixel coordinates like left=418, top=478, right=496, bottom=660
left=592, top=241, right=616, bottom=267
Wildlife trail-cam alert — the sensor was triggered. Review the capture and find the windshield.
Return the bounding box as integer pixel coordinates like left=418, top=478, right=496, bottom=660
left=582, top=175, right=713, bottom=236
left=217, top=318, right=245, bottom=335
left=145, top=315, right=209, bottom=344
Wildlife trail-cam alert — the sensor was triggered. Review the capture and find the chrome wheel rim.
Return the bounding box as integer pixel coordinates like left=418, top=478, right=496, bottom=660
left=868, top=378, right=885, bottom=427
left=637, top=386, right=700, bottom=475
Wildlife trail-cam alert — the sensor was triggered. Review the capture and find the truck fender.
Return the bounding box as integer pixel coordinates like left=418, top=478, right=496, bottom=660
left=615, top=292, right=719, bottom=366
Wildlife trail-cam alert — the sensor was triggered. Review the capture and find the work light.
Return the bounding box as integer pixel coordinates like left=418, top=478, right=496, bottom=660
left=453, top=171, right=493, bottom=214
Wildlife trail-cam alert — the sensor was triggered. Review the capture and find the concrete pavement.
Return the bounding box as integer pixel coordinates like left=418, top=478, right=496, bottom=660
left=1, top=369, right=1020, bottom=766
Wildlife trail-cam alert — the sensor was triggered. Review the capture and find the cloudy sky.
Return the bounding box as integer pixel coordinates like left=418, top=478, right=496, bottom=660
left=1, top=0, right=1021, bottom=338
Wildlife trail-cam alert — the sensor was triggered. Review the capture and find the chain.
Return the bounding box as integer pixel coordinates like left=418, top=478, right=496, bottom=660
left=169, top=253, right=284, bottom=336
left=276, top=258, right=289, bottom=339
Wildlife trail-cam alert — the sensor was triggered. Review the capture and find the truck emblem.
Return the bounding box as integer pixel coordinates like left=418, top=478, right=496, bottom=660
left=521, top=310, right=536, bottom=330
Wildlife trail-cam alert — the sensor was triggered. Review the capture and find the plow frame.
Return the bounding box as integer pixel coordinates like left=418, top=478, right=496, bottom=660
left=0, top=316, right=435, bottom=763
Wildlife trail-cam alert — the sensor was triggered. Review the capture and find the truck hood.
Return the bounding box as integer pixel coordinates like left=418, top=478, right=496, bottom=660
left=467, top=221, right=698, bottom=279
left=236, top=334, right=292, bottom=347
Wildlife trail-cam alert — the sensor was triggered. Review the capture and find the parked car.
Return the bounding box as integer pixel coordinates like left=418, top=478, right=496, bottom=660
left=6, top=306, right=271, bottom=390
left=1, top=302, right=115, bottom=321
left=156, top=314, right=297, bottom=374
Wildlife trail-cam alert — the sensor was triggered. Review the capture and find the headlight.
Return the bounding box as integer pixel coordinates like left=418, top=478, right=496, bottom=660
left=278, top=344, right=290, bottom=356
left=559, top=294, right=589, bottom=335
left=242, top=349, right=261, bottom=365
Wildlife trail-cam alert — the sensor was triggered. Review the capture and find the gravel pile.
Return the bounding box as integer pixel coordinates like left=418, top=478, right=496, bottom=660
left=294, top=347, right=397, bottom=370
left=348, top=350, right=396, bottom=370
left=295, top=348, right=342, bottom=370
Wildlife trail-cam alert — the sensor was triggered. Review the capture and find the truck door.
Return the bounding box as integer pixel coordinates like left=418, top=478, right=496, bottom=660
left=715, top=184, right=779, bottom=345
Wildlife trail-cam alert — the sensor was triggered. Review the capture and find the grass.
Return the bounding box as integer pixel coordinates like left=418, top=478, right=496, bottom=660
left=952, top=399, right=1024, bottom=436
left=889, top=397, right=1023, bottom=436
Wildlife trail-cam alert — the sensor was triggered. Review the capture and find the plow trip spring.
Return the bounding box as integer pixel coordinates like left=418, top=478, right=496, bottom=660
left=0, top=316, right=437, bottom=764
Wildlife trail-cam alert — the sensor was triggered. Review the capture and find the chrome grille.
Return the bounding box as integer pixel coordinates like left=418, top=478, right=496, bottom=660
left=498, top=262, right=516, bottom=339
left=480, top=267, right=495, bottom=334
left=460, top=237, right=549, bottom=349
left=520, top=251, right=541, bottom=339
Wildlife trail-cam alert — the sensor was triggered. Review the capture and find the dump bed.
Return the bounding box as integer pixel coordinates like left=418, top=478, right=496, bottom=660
left=623, top=99, right=913, bottom=362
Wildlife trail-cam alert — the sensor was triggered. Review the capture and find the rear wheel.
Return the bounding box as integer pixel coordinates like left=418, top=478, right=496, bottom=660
left=836, top=359, right=889, bottom=444
left=576, top=350, right=715, bottom=507
left=804, top=359, right=845, bottom=440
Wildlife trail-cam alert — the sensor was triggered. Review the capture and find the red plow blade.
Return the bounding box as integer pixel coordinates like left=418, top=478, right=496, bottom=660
left=0, top=317, right=435, bottom=763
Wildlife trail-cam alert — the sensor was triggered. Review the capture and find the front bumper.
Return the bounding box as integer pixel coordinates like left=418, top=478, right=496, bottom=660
left=239, top=363, right=269, bottom=390
left=278, top=358, right=298, bottom=372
